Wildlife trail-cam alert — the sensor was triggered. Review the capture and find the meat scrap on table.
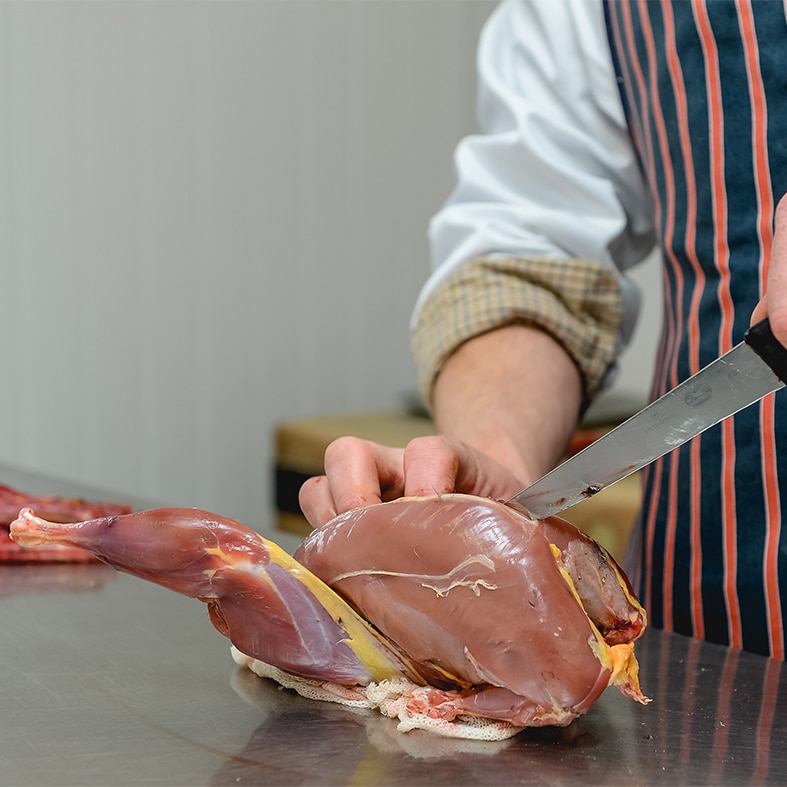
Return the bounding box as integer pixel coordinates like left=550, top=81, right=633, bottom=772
left=0, top=483, right=130, bottom=562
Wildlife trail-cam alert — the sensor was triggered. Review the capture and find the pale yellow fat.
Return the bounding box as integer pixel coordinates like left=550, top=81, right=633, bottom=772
left=548, top=543, right=649, bottom=705
left=205, top=539, right=423, bottom=684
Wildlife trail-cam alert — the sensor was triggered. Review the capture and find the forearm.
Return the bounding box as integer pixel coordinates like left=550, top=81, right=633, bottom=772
left=300, top=323, right=584, bottom=527
left=432, top=324, right=583, bottom=488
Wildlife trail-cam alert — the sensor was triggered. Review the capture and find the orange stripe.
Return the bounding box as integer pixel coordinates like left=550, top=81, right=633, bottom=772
left=691, top=0, right=741, bottom=650
left=606, top=6, right=648, bottom=171
left=612, top=2, right=667, bottom=622
left=617, top=1, right=677, bottom=407
left=690, top=0, right=733, bottom=345
left=738, top=0, right=784, bottom=660
left=608, top=1, right=671, bottom=408
left=660, top=0, right=708, bottom=639
left=637, top=2, right=683, bottom=391
left=640, top=0, right=695, bottom=632
left=751, top=657, right=780, bottom=782
left=678, top=639, right=702, bottom=771
left=761, top=397, right=783, bottom=658
left=641, top=457, right=664, bottom=616
left=708, top=647, right=739, bottom=784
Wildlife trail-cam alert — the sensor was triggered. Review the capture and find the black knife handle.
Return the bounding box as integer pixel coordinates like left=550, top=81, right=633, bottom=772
left=745, top=318, right=787, bottom=383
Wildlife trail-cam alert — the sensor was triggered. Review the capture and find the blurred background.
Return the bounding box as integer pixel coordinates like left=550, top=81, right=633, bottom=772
left=0, top=0, right=660, bottom=541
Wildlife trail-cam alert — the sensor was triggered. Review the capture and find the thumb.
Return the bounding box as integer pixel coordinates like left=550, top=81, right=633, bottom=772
left=754, top=194, right=787, bottom=347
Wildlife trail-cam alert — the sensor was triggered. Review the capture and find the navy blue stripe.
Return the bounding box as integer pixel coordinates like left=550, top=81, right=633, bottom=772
left=756, top=3, right=787, bottom=205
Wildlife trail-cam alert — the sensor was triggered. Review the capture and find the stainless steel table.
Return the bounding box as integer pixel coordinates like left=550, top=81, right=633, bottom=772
left=4, top=561, right=786, bottom=785
left=1, top=472, right=786, bottom=785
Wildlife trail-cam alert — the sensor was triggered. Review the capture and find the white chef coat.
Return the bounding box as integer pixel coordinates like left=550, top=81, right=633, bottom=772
left=413, top=0, right=658, bottom=380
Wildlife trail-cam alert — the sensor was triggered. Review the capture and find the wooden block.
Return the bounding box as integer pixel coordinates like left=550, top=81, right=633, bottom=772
left=275, top=411, right=434, bottom=536
left=277, top=410, right=434, bottom=473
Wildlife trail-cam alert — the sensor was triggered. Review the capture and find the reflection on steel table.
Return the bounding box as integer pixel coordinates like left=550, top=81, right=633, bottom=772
left=212, top=628, right=785, bottom=786
left=1, top=555, right=785, bottom=785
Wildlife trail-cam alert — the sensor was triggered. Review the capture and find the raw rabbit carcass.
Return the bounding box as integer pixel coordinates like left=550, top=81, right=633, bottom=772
left=10, top=494, right=648, bottom=740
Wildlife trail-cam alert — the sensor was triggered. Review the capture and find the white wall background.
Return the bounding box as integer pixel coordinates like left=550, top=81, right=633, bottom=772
left=0, top=0, right=660, bottom=540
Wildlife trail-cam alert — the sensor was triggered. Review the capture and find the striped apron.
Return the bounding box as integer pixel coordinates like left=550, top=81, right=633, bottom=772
left=605, top=0, right=787, bottom=658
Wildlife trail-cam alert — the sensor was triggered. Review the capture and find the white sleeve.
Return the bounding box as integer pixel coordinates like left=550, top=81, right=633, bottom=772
left=413, top=0, right=656, bottom=348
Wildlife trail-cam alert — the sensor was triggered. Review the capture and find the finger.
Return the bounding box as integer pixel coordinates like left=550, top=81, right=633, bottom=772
left=298, top=475, right=338, bottom=529
left=322, top=436, right=406, bottom=513
left=767, top=194, right=787, bottom=346
left=402, top=435, right=523, bottom=500
left=401, top=435, right=462, bottom=498
left=751, top=295, right=767, bottom=326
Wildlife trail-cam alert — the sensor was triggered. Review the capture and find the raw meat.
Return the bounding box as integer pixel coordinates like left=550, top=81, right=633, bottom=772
left=10, top=494, right=648, bottom=738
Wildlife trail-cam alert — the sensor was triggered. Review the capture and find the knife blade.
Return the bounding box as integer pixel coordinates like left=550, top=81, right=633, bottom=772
left=509, top=318, right=787, bottom=520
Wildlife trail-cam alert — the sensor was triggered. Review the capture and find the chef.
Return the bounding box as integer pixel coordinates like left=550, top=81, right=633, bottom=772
left=299, top=0, right=787, bottom=660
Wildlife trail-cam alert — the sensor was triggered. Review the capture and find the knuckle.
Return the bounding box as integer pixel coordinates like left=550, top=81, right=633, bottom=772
left=323, top=435, right=367, bottom=464
left=405, top=434, right=457, bottom=464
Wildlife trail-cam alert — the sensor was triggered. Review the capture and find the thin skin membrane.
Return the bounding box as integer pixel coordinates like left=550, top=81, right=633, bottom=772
left=10, top=494, right=648, bottom=738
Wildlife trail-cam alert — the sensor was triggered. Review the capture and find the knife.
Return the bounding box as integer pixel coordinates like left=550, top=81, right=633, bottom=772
left=509, top=318, right=787, bottom=520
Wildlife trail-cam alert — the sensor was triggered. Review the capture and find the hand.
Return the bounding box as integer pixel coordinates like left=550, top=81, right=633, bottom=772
left=298, top=434, right=526, bottom=529
left=300, top=324, right=583, bottom=529
left=751, top=193, right=787, bottom=346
